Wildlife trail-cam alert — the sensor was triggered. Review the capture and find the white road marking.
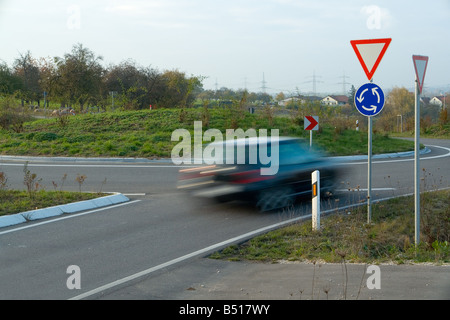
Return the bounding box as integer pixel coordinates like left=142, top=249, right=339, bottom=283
left=0, top=200, right=141, bottom=236
left=341, top=145, right=450, bottom=165
left=1, top=145, right=448, bottom=168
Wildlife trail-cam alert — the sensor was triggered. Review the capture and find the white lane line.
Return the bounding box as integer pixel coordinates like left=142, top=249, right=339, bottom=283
left=341, top=145, right=450, bottom=165
left=0, top=200, right=141, bottom=236
left=0, top=163, right=190, bottom=168
left=3, top=146, right=448, bottom=168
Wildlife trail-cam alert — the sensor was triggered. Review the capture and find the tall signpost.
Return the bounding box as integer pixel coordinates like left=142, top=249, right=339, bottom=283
left=350, top=38, right=391, bottom=224
left=412, top=55, right=429, bottom=246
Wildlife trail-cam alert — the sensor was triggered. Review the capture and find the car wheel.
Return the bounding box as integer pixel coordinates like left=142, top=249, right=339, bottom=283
left=256, top=186, right=295, bottom=212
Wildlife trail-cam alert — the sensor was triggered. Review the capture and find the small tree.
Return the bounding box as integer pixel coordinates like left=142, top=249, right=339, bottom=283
left=23, top=162, right=42, bottom=198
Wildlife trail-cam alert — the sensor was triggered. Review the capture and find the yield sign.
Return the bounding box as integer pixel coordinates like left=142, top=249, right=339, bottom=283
left=304, top=116, right=319, bottom=131
left=412, top=55, right=429, bottom=94
left=350, top=38, right=391, bottom=81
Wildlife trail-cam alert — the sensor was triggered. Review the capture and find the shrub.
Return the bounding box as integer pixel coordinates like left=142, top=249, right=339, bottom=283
left=0, top=97, right=31, bottom=133
left=34, top=132, right=59, bottom=142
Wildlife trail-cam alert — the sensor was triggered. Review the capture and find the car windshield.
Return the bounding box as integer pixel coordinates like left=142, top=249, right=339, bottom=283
left=204, top=138, right=318, bottom=166
left=278, top=140, right=319, bottom=165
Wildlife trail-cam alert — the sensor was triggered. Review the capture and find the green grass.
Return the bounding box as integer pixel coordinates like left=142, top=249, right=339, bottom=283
left=0, top=108, right=418, bottom=158
left=0, top=190, right=105, bottom=216
left=209, top=189, right=450, bottom=264
left=392, top=123, right=450, bottom=140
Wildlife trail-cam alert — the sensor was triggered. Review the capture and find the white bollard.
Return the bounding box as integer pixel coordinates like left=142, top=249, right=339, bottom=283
left=312, top=170, right=320, bottom=231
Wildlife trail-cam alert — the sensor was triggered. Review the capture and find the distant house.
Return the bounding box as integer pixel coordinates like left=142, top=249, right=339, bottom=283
left=279, top=97, right=303, bottom=107
left=321, top=95, right=349, bottom=106
left=430, top=96, right=445, bottom=107
left=279, top=95, right=323, bottom=107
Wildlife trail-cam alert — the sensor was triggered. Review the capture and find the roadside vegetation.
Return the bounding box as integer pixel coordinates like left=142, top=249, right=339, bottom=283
left=0, top=189, right=102, bottom=217
left=0, top=167, right=103, bottom=217
left=0, top=107, right=420, bottom=159
left=209, top=189, right=450, bottom=264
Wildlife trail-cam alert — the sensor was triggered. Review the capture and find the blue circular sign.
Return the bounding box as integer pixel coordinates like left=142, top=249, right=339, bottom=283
left=354, top=82, right=385, bottom=117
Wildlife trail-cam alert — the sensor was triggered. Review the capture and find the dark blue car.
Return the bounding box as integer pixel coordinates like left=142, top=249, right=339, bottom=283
left=177, top=137, right=340, bottom=211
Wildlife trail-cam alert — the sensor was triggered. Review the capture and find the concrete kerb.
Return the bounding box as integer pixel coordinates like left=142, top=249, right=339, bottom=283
left=0, top=193, right=129, bottom=228
left=331, top=146, right=431, bottom=162
left=0, top=147, right=431, bottom=164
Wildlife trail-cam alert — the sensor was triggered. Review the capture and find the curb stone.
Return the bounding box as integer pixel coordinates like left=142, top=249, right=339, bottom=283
left=0, top=193, right=129, bottom=228
left=0, top=147, right=431, bottom=164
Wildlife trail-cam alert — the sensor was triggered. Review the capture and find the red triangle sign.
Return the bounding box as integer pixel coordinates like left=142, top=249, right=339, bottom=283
left=412, top=55, right=429, bottom=94
left=350, top=38, right=391, bottom=81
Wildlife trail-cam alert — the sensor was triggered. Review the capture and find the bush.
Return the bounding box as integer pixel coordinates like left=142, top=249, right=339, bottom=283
left=34, top=132, right=59, bottom=142
left=0, top=96, right=31, bottom=133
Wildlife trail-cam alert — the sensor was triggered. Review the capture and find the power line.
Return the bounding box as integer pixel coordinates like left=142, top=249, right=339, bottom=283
left=337, top=71, right=351, bottom=95
left=304, top=70, right=323, bottom=96
left=261, top=72, right=267, bottom=93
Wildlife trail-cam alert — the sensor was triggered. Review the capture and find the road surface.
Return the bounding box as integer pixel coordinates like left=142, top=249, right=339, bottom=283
left=0, top=138, right=448, bottom=300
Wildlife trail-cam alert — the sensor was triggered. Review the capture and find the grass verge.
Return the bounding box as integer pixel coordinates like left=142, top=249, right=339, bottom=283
left=0, top=190, right=105, bottom=216
left=0, top=108, right=418, bottom=158
left=209, top=189, right=450, bottom=264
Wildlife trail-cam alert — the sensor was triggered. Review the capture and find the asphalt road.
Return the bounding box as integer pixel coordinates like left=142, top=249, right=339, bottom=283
left=0, top=138, right=449, bottom=300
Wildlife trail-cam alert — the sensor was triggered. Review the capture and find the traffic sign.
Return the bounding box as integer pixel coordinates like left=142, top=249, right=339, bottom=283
left=350, top=38, right=391, bottom=81
left=354, top=82, right=385, bottom=117
left=304, top=116, right=319, bottom=130
left=412, top=55, right=429, bottom=94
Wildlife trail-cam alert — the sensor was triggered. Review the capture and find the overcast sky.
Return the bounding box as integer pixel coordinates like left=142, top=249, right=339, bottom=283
left=0, top=0, right=449, bottom=96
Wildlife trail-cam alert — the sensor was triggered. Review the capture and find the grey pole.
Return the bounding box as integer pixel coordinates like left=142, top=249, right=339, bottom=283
left=414, top=79, right=420, bottom=246
left=367, top=115, right=372, bottom=224
left=367, top=79, right=373, bottom=224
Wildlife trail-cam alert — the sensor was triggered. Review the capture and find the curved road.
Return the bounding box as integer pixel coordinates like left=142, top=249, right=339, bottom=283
left=0, top=138, right=448, bottom=299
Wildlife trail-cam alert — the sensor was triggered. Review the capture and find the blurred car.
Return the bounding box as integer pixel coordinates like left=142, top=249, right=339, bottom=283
left=177, top=136, right=340, bottom=211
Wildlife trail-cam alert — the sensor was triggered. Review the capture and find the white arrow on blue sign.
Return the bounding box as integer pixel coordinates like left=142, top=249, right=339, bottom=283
left=354, top=82, right=385, bottom=117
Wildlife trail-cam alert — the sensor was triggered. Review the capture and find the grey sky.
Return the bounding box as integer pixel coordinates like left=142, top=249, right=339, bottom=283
left=0, top=0, right=449, bottom=95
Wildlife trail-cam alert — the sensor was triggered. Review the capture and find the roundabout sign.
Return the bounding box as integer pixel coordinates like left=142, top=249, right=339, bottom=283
left=354, top=82, right=385, bottom=117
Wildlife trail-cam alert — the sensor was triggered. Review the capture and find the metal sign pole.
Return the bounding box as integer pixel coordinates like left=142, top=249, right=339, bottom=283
left=414, top=79, right=420, bottom=246
left=367, top=78, right=374, bottom=224
left=367, top=115, right=372, bottom=224
left=412, top=54, right=428, bottom=246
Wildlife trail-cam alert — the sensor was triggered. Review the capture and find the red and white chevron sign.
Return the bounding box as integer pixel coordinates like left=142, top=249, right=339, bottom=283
left=304, top=116, right=319, bottom=131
